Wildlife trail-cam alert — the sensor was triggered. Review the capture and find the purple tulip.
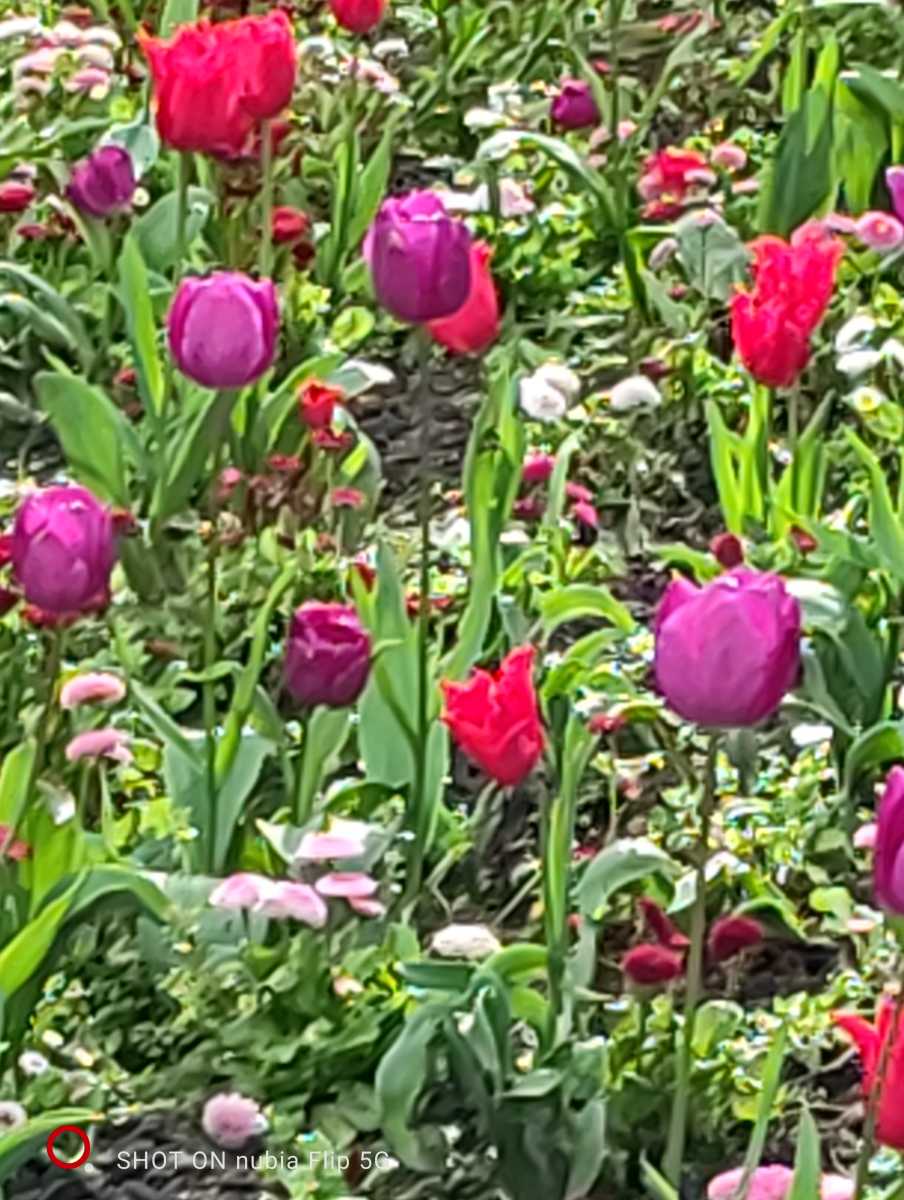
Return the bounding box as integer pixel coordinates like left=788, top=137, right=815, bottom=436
left=654, top=568, right=801, bottom=727
left=284, top=602, right=371, bottom=708
left=363, top=190, right=472, bottom=323
left=550, top=79, right=600, bottom=131
left=887, top=167, right=904, bottom=223
left=66, top=145, right=136, bottom=218
left=11, top=485, right=116, bottom=615
left=168, top=272, right=279, bottom=390
left=875, top=767, right=904, bottom=914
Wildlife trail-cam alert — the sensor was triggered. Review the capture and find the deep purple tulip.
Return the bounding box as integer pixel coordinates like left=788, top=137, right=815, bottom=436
left=284, top=602, right=371, bottom=709
left=875, top=767, right=904, bottom=914
left=363, top=191, right=472, bottom=323
left=550, top=79, right=600, bottom=130
left=66, top=145, right=136, bottom=218
left=168, top=272, right=279, bottom=389
left=887, top=167, right=904, bottom=223
left=654, top=568, right=801, bottom=727
left=11, top=485, right=116, bottom=615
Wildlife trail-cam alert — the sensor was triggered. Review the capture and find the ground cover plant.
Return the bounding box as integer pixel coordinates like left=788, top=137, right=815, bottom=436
left=5, top=0, right=904, bottom=1198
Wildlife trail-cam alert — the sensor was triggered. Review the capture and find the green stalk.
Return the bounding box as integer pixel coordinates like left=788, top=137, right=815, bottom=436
left=259, top=119, right=274, bottom=278
left=175, top=152, right=191, bottom=279
left=292, top=710, right=312, bottom=826
left=403, top=331, right=436, bottom=909
left=663, top=732, right=720, bottom=1186
left=15, top=628, right=65, bottom=840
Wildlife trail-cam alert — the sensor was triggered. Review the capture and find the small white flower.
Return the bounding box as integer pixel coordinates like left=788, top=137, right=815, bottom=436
left=835, top=314, right=877, bottom=354
left=534, top=362, right=580, bottom=401
left=608, top=374, right=662, bottom=412
left=432, top=924, right=502, bottom=960
left=372, top=38, right=408, bottom=59
left=790, top=723, right=833, bottom=748
left=0, top=17, right=43, bottom=41
left=18, top=1051, right=50, bottom=1077
left=520, top=375, right=568, bottom=422
left=837, top=349, right=881, bottom=377
left=883, top=338, right=904, bottom=369
left=848, top=385, right=886, bottom=414
left=0, top=1102, right=27, bottom=1132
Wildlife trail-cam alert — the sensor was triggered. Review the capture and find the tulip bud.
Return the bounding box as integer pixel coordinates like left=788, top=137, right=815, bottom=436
left=66, top=144, right=136, bottom=218
left=550, top=79, right=600, bottom=130
left=637, top=897, right=689, bottom=950
left=709, top=532, right=744, bottom=569
left=621, top=943, right=684, bottom=987
left=875, top=767, right=904, bottom=914
left=271, top=205, right=310, bottom=244
left=330, top=0, right=387, bottom=33
left=654, top=568, right=801, bottom=727
left=707, top=914, right=763, bottom=963
left=284, top=601, right=371, bottom=709
left=364, top=191, right=472, bottom=324
left=168, top=272, right=279, bottom=389
left=522, top=453, right=556, bottom=485
left=11, top=485, right=116, bottom=616
left=0, top=181, right=35, bottom=213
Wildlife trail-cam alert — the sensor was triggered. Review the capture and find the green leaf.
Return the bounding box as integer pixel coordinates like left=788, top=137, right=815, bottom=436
left=134, top=186, right=212, bottom=273
left=33, top=372, right=132, bottom=504
left=787, top=1108, right=821, bottom=1200
left=118, top=235, right=164, bottom=418
left=847, top=430, right=904, bottom=584
left=577, top=839, right=678, bottom=918
left=0, top=742, right=35, bottom=830
left=735, top=1022, right=789, bottom=1194
left=540, top=584, right=635, bottom=637
left=0, top=1110, right=102, bottom=1185
left=214, top=735, right=273, bottom=871
left=566, top=1099, right=607, bottom=1200
left=375, top=1005, right=447, bottom=1171
left=295, top=708, right=352, bottom=822
left=106, top=118, right=160, bottom=175
left=758, top=89, right=836, bottom=236
left=674, top=212, right=749, bottom=303
left=346, top=116, right=398, bottom=251
left=843, top=721, right=904, bottom=796
left=152, top=389, right=237, bottom=521
left=159, top=0, right=199, bottom=35
left=445, top=359, right=524, bottom=680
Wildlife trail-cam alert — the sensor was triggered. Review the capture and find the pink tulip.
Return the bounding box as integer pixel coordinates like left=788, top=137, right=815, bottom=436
left=708, top=1166, right=853, bottom=1200
left=348, top=896, right=386, bottom=918
left=258, top=881, right=329, bottom=928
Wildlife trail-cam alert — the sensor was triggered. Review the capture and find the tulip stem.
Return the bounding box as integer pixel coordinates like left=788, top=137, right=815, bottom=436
left=293, top=710, right=312, bottom=826
left=176, top=152, right=191, bottom=278
left=259, top=120, right=274, bottom=279
left=403, top=330, right=436, bottom=911
left=16, top=627, right=65, bottom=840
left=663, top=731, right=719, bottom=1187
left=854, top=987, right=904, bottom=1200
left=786, top=382, right=800, bottom=513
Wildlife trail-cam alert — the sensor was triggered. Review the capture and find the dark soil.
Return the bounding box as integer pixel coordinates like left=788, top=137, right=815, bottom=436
left=9, top=1112, right=285, bottom=1200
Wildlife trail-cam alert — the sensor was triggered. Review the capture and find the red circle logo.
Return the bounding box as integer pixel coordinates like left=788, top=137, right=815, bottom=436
left=46, top=1125, right=91, bottom=1169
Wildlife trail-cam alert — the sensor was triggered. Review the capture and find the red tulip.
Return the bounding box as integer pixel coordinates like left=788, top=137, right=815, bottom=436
left=141, top=12, right=296, bottom=157
left=730, top=220, right=843, bottom=389
left=272, top=205, right=311, bottom=244
left=835, top=998, right=904, bottom=1149
left=0, top=181, right=35, bottom=213
left=622, top=943, right=685, bottom=987
left=330, top=0, right=387, bottom=33
left=441, top=646, right=543, bottom=787
left=707, top=914, right=763, bottom=963
left=427, top=242, right=500, bottom=355
left=709, top=532, right=744, bottom=569
left=299, top=380, right=342, bottom=430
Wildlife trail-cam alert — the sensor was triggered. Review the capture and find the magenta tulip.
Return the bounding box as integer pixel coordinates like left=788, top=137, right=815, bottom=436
left=875, top=766, right=904, bottom=914
left=654, top=568, right=801, bottom=727
left=887, top=166, right=904, bottom=223
left=363, top=191, right=472, bottom=323
left=168, top=272, right=279, bottom=389
left=550, top=79, right=599, bottom=130
left=11, top=485, right=116, bottom=615
left=284, top=602, right=371, bottom=708
left=66, top=145, right=136, bottom=218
